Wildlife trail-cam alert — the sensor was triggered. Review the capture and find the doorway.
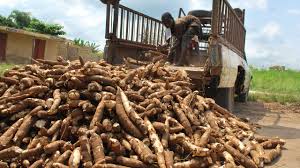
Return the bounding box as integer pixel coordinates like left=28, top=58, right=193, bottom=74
left=0, top=32, right=7, bottom=62
left=32, top=39, right=46, bottom=60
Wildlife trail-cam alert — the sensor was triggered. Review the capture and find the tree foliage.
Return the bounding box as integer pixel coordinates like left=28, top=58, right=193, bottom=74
left=26, top=18, right=46, bottom=32
left=43, top=24, right=65, bottom=36
left=8, top=10, right=31, bottom=28
left=0, top=10, right=65, bottom=36
left=27, top=18, right=66, bottom=36
left=0, top=15, right=16, bottom=27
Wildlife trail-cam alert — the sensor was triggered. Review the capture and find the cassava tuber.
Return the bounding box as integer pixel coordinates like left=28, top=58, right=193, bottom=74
left=0, top=58, right=285, bottom=168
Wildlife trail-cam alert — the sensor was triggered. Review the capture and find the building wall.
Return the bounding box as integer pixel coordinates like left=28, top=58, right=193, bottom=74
left=1, top=30, right=99, bottom=64
left=45, top=40, right=60, bottom=61
left=4, top=32, right=64, bottom=63
left=58, top=44, right=100, bottom=62
left=58, top=42, right=68, bottom=60
left=5, top=32, right=33, bottom=64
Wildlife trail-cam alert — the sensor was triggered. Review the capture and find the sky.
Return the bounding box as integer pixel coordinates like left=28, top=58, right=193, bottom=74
left=0, top=0, right=299, bottom=69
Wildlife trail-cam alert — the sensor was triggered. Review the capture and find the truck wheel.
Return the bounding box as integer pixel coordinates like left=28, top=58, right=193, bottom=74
left=215, top=87, right=234, bottom=112
left=237, top=89, right=249, bottom=103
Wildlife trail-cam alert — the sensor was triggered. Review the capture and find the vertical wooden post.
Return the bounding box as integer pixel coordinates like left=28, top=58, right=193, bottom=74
left=149, top=20, right=153, bottom=45
left=157, top=23, right=161, bottom=45
left=153, top=22, right=157, bottom=46
left=120, top=8, right=124, bottom=39
left=126, top=10, right=130, bottom=40
left=212, top=0, right=220, bottom=37
left=105, top=4, right=111, bottom=38
left=141, top=17, right=145, bottom=43
left=112, top=0, right=120, bottom=38
left=136, top=15, right=140, bottom=42
left=0, top=33, right=7, bottom=62
left=131, top=13, right=135, bottom=41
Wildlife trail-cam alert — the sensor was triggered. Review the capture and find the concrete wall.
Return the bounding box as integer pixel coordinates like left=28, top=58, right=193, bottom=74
left=58, top=42, right=68, bottom=60
left=5, top=32, right=33, bottom=64
left=45, top=40, right=62, bottom=61
left=58, top=44, right=100, bottom=62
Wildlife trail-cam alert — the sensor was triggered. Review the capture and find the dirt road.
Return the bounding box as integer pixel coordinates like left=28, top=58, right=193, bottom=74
left=235, top=102, right=300, bottom=168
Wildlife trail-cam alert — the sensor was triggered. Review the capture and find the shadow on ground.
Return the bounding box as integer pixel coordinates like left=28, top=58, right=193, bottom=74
left=257, top=125, right=300, bottom=139
left=235, top=102, right=300, bottom=139
left=234, top=102, right=300, bottom=168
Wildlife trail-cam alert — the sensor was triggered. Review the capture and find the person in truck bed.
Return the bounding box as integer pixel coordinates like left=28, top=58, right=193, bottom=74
left=161, top=12, right=203, bottom=66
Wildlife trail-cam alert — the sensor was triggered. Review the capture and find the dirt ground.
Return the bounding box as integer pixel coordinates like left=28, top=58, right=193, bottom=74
left=234, top=102, right=300, bottom=168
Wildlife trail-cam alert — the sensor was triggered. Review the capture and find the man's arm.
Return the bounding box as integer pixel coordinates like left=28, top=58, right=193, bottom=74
left=169, top=38, right=180, bottom=54
left=167, top=37, right=180, bottom=62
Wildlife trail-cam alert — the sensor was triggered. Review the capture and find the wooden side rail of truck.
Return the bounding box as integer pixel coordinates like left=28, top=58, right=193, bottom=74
left=100, top=0, right=252, bottom=111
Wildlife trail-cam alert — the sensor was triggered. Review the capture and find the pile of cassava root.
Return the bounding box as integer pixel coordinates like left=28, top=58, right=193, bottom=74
left=0, top=57, right=285, bottom=168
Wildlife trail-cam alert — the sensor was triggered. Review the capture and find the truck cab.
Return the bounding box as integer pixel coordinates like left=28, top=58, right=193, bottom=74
left=100, top=0, right=251, bottom=111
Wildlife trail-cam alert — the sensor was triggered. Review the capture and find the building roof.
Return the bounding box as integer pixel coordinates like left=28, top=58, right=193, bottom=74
left=0, top=25, right=68, bottom=42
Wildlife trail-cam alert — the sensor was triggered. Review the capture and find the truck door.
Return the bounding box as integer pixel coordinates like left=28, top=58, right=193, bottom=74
left=0, top=32, right=7, bottom=62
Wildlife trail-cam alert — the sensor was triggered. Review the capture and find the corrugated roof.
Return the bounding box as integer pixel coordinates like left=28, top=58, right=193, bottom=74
left=0, top=25, right=69, bottom=42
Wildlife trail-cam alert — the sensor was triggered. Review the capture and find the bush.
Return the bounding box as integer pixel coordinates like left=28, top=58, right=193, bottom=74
left=74, top=38, right=101, bottom=53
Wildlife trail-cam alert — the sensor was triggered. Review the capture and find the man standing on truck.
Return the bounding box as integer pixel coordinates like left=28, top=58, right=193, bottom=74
left=161, top=12, right=203, bottom=66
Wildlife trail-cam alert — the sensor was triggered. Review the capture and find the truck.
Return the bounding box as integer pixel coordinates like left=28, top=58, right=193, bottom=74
left=100, top=0, right=252, bottom=111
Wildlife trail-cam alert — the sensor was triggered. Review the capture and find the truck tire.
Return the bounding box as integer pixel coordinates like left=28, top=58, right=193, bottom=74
left=237, top=89, right=249, bottom=103
left=215, top=87, right=234, bottom=112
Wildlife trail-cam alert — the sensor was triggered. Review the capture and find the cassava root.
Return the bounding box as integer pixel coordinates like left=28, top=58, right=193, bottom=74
left=0, top=57, right=284, bottom=167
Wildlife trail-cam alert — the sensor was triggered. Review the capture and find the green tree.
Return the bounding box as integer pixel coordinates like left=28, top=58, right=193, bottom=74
left=0, top=10, right=65, bottom=36
left=43, top=23, right=66, bottom=36
left=0, top=15, right=16, bottom=27
left=27, top=18, right=65, bottom=36
left=26, top=18, right=46, bottom=32
left=8, top=10, right=31, bottom=28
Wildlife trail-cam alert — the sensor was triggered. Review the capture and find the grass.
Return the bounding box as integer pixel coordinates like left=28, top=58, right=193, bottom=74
left=0, top=63, right=15, bottom=76
left=250, top=68, right=300, bottom=103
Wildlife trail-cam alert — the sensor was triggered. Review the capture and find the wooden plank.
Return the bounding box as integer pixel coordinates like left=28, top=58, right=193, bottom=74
left=224, top=6, right=229, bottom=38
left=219, top=0, right=225, bottom=33
left=136, top=15, right=140, bottom=42
left=153, top=22, right=157, bottom=46
left=131, top=12, right=135, bottom=41
left=212, top=0, right=221, bottom=36
left=105, top=4, right=111, bottom=38
left=157, top=23, right=161, bottom=45
left=146, top=18, right=149, bottom=44
left=149, top=19, right=153, bottom=45
left=141, top=16, right=145, bottom=43
left=228, top=12, right=234, bottom=44
left=120, top=8, right=124, bottom=39
left=126, top=10, right=129, bottom=40
left=119, top=4, right=162, bottom=23
left=113, top=2, right=120, bottom=37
